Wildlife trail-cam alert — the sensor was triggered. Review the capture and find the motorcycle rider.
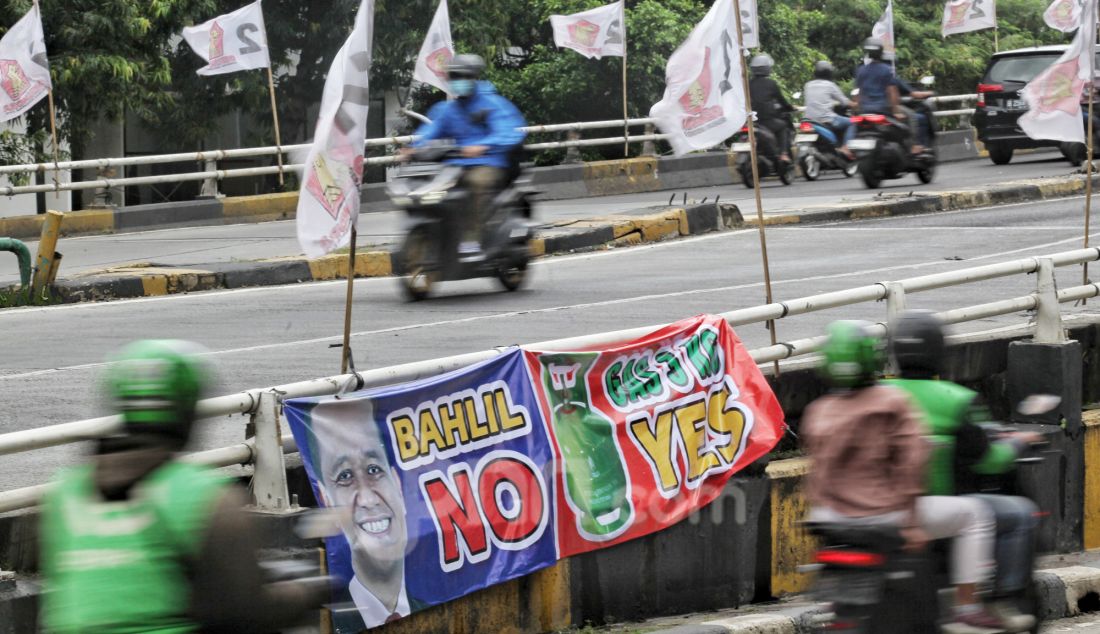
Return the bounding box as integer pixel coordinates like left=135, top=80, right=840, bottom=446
left=409, top=54, right=527, bottom=258
left=802, top=60, right=856, bottom=159
left=39, top=340, right=329, bottom=633
left=847, top=37, right=934, bottom=154
left=749, top=54, right=795, bottom=163
left=886, top=311, right=1042, bottom=632
left=803, top=321, right=1010, bottom=631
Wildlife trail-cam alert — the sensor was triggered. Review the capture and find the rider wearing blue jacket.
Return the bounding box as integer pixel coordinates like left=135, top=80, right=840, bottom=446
left=412, top=54, right=527, bottom=256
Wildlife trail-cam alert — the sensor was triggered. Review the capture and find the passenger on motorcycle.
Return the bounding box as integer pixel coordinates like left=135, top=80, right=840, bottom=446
left=802, top=321, right=1009, bottom=632
left=749, top=54, right=795, bottom=163
left=846, top=38, right=933, bottom=155
left=802, top=60, right=855, bottom=158
left=886, top=310, right=1042, bottom=632
left=407, top=54, right=527, bottom=257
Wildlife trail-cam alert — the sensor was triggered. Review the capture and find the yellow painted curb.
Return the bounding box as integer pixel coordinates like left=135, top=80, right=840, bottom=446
left=1084, top=410, right=1100, bottom=550
left=529, top=238, right=546, bottom=258
left=59, top=209, right=114, bottom=236
left=611, top=232, right=643, bottom=247
left=632, top=209, right=682, bottom=242
left=745, top=214, right=801, bottom=227
left=222, top=192, right=299, bottom=221
left=766, top=457, right=815, bottom=597
left=0, top=213, right=44, bottom=240
left=583, top=157, right=660, bottom=197
left=140, top=275, right=168, bottom=296
left=308, top=251, right=392, bottom=280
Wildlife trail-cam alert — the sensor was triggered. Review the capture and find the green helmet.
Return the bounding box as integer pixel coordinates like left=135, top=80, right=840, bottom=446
left=820, top=320, right=883, bottom=388
left=105, top=340, right=210, bottom=444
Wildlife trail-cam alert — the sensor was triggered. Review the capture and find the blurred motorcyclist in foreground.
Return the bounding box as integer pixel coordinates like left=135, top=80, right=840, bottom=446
left=39, top=340, right=328, bottom=634
left=848, top=37, right=933, bottom=154
left=886, top=310, right=1041, bottom=632
left=749, top=53, right=795, bottom=163
left=802, top=60, right=855, bottom=159
left=802, top=321, right=1009, bottom=631
left=409, top=53, right=527, bottom=258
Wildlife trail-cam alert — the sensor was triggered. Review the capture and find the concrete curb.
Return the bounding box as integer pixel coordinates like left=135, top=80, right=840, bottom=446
left=646, top=566, right=1100, bottom=634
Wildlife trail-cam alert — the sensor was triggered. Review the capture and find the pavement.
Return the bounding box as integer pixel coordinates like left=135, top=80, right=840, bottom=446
left=586, top=551, right=1100, bottom=633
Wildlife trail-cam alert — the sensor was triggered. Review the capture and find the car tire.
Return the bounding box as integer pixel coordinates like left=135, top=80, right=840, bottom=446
left=1061, top=142, right=1086, bottom=167
left=987, top=142, right=1014, bottom=165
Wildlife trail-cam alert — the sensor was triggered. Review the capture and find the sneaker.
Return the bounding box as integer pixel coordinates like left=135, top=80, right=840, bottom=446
left=987, top=601, right=1036, bottom=633
left=951, top=606, right=1008, bottom=632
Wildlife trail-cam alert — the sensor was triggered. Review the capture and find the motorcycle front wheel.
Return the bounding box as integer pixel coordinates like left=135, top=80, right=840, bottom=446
left=399, top=226, right=436, bottom=302
left=800, top=153, right=820, bottom=181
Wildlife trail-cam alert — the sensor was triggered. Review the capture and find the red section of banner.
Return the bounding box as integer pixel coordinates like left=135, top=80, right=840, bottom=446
left=525, top=315, right=785, bottom=558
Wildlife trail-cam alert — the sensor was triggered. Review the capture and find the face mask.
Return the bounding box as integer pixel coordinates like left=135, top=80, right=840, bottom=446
left=449, top=79, right=476, bottom=98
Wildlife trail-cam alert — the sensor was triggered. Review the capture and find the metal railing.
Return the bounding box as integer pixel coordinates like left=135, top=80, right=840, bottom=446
left=0, top=95, right=979, bottom=199
left=0, top=244, right=1094, bottom=514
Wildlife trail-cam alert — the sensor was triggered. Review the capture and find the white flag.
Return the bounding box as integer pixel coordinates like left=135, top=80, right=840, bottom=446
left=296, top=0, right=375, bottom=258
left=739, top=0, right=760, bottom=49
left=413, top=0, right=454, bottom=94
left=942, top=0, right=997, bottom=36
left=1043, top=0, right=1092, bottom=32
left=1020, top=0, right=1096, bottom=143
left=872, top=1, right=896, bottom=58
left=0, top=4, right=51, bottom=123
left=550, top=1, right=625, bottom=60
left=182, top=0, right=270, bottom=76
left=648, top=0, right=746, bottom=156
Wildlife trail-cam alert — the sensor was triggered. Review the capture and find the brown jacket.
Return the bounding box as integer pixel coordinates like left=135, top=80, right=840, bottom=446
left=802, top=384, right=929, bottom=526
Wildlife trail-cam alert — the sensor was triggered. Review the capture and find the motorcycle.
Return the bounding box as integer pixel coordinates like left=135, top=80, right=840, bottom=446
left=796, top=119, right=859, bottom=181
left=388, top=144, right=536, bottom=301
left=849, top=82, right=938, bottom=189
left=806, top=405, right=1057, bottom=633
left=731, top=121, right=795, bottom=187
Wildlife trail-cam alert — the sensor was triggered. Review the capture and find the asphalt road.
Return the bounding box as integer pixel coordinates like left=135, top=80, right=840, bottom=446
left=1, top=193, right=1098, bottom=491
left=0, top=150, right=1076, bottom=284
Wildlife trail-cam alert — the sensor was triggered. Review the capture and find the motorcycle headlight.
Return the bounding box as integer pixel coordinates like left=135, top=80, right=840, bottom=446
left=391, top=195, right=413, bottom=207
left=420, top=191, right=447, bottom=205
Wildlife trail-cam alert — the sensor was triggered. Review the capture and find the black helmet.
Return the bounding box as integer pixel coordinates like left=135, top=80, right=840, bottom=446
left=890, top=310, right=945, bottom=378
left=446, top=54, right=486, bottom=80
left=863, top=37, right=884, bottom=60
left=813, top=60, right=834, bottom=80
left=750, top=54, right=774, bottom=77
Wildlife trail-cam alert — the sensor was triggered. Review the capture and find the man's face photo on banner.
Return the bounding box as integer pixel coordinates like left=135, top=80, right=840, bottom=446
left=305, top=398, right=412, bottom=626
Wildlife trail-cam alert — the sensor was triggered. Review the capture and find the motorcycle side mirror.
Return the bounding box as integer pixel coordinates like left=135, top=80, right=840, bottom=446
left=920, top=75, right=935, bottom=87
left=792, top=91, right=803, bottom=101
left=850, top=88, right=860, bottom=97
left=1017, top=394, right=1061, bottom=416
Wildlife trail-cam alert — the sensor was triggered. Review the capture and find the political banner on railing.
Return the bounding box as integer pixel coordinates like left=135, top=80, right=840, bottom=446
left=285, top=315, right=784, bottom=632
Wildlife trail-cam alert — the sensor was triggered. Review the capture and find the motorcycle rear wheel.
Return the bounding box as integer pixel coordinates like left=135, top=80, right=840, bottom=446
left=859, top=157, right=882, bottom=189
left=800, top=154, right=821, bottom=181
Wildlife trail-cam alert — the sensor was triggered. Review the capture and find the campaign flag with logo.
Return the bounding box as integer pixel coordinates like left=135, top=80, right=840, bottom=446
left=413, top=0, right=454, bottom=94
left=550, top=0, right=625, bottom=59
left=182, top=0, right=270, bottom=76
left=649, top=0, right=746, bottom=156
left=0, top=4, right=51, bottom=123
left=285, top=315, right=785, bottom=632
left=1020, top=0, right=1097, bottom=143
left=296, top=0, right=375, bottom=258
left=1044, top=0, right=1086, bottom=32
left=872, top=0, right=896, bottom=59
left=740, top=0, right=760, bottom=49
left=942, top=0, right=997, bottom=36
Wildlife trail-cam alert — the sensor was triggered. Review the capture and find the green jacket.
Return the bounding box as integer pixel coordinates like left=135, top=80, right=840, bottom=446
left=885, top=378, right=1018, bottom=495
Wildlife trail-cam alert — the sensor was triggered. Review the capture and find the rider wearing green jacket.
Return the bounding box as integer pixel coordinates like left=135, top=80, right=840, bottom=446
left=886, top=311, right=1040, bottom=630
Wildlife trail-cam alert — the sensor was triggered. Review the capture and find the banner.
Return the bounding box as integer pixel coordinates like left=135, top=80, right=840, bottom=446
left=872, top=0, right=895, bottom=59
left=648, top=0, right=747, bottom=156
left=1020, top=0, right=1097, bottom=143
left=413, top=0, right=454, bottom=94
left=942, top=0, right=996, bottom=36
left=0, top=4, right=50, bottom=123
left=295, top=0, right=375, bottom=258
left=286, top=315, right=785, bottom=631
left=550, top=0, right=625, bottom=60
left=1044, top=0, right=1085, bottom=32
left=182, top=0, right=270, bottom=76
left=740, top=0, right=760, bottom=49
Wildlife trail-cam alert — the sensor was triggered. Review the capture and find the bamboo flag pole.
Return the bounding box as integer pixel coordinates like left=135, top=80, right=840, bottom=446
left=340, top=227, right=358, bottom=374
left=622, top=37, right=629, bottom=157
left=731, top=0, right=780, bottom=376
left=1084, top=21, right=1097, bottom=298
left=34, top=0, right=60, bottom=199
left=994, top=26, right=999, bottom=53
left=266, top=65, right=285, bottom=186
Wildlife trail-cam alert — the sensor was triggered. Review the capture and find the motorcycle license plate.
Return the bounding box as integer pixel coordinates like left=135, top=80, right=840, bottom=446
left=848, top=139, right=877, bottom=151
left=813, top=570, right=884, bottom=606
left=795, top=134, right=819, bottom=144
left=731, top=142, right=752, bottom=152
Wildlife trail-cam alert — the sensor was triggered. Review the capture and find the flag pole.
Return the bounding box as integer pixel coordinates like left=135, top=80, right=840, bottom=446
left=1085, top=22, right=1097, bottom=299
left=266, top=65, right=285, bottom=186
left=340, top=226, right=357, bottom=374
left=622, top=31, right=629, bottom=158
left=731, top=0, right=780, bottom=376
left=994, top=26, right=999, bottom=53
left=34, top=0, right=60, bottom=199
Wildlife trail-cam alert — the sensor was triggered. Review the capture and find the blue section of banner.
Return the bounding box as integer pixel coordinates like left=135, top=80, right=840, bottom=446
left=285, top=348, right=558, bottom=631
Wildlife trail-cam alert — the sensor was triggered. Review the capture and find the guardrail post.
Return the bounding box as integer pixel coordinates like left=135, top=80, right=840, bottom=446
left=1034, top=257, right=1067, bottom=344
left=563, top=130, right=582, bottom=164
left=250, top=390, right=293, bottom=513
left=884, top=282, right=907, bottom=375
left=642, top=123, right=658, bottom=157
left=199, top=158, right=221, bottom=199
